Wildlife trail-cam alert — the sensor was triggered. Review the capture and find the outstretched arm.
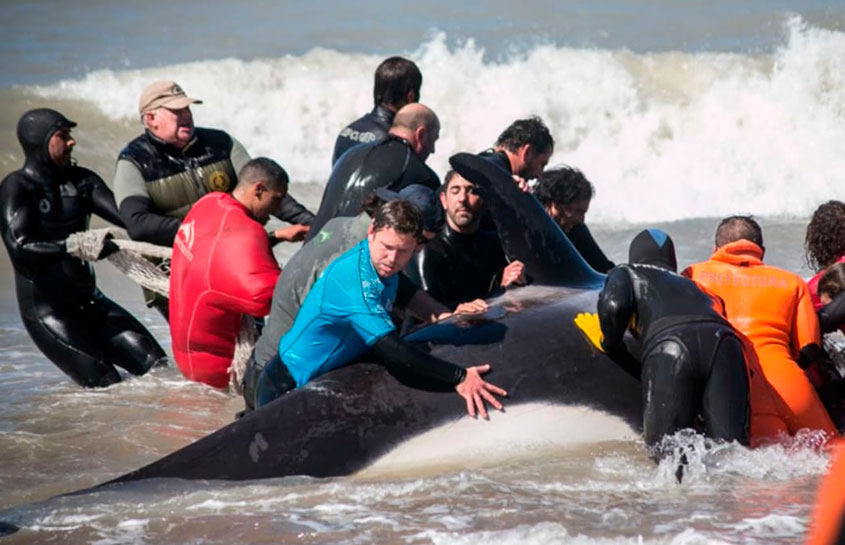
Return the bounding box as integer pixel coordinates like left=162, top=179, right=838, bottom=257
left=372, top=332, right=506, bottom=418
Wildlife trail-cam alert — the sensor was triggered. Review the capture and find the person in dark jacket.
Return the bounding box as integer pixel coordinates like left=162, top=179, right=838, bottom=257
left=479, top=116, right=554, bottom=183
left=534, top=165, right=614, bottom=273
left=406, top=170, right=525, bottom=308
left=577, top=229, right=749, bottom=453
left=308, top=103, right=440, bottom=239
left=0, top=108, right=167, bottom=387
left=331, top=56, right=422, bottom=165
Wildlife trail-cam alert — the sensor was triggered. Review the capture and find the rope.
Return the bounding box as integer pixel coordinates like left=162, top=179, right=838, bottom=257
left=66, top=227, right=255, bottom=391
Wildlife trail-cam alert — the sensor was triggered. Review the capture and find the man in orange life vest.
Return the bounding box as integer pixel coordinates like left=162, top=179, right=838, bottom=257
left=169, top=158, right=302, bottom=388
left=683, top=215, right=837, bottom=438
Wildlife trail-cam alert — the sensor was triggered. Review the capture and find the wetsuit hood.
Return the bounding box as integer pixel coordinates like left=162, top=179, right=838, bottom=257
left=17, top=108, right=77, bottom=170
left=628, top=229, right=677, bottom=272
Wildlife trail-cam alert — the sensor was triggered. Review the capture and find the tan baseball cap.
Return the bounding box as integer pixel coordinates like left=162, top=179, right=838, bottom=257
left=138, top=80, right=202, bottom=115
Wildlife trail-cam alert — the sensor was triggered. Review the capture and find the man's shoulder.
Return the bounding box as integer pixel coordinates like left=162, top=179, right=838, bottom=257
left=118, top=133, right=152, bottom=160
left=194, top=127, right=233, bottom=148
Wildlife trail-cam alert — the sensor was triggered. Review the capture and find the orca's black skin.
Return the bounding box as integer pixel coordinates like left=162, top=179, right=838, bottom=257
left=102, top=287, right=641, bottom=483
left=0, top=521, right=19, bottom=536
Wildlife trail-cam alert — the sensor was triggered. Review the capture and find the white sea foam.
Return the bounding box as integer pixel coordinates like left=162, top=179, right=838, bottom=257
left=27, top=17, right=845, bottom=224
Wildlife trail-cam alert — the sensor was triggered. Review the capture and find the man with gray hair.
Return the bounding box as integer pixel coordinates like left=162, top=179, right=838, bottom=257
left=113, top=80, right=314, bottom=314
left=169, top=157, right=304, bottom=389
left=308, top=103, right=441, bottom=238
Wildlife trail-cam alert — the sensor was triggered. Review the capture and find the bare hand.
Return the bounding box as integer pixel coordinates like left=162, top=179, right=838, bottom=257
left=455, top=364, right=507, bottom=419
left=436, top=299, right=488, bottom=321
left=500, top=260, right=526, bottom=287
left=511, top=174, right=530, bottom=193
left=275, top=224, right=310, bottom=242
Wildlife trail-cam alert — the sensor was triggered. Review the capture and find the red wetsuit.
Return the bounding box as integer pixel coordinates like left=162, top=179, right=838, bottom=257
left=170, top=192, right=280, bottom=388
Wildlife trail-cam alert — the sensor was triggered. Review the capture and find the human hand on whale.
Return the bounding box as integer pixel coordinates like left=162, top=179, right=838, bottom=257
left=455, top=364, right=507, bottom=419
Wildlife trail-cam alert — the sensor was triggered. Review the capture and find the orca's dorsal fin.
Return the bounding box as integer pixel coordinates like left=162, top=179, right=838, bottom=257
left=449, top=152, right=604, bottom=289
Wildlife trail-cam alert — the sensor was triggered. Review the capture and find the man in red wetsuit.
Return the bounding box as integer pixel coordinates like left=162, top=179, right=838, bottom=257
left=170, top=157, right=299, bottom=388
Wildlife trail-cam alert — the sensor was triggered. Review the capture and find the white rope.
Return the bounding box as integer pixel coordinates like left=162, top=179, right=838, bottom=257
left=66, top=227, right=257, bottom=390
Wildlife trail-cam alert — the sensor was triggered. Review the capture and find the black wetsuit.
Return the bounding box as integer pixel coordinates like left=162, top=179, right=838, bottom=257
left=0, top=109, right=167, bottom=387
left=598, top=263, right=749, bottom=448
left=308, top=135, right=440, bottom=240
left=406, top=223, right=507, bottom=308
left=331, top=105, right=394, bottom=165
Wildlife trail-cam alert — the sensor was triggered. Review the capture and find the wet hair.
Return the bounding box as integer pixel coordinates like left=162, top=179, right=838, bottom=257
left=714, top=215, right=763, bottom=248
left=440, top=169, right=482, bottom=196
left=371, top=199, right=423, bottom=242
left=494, top=116, right=554, bottom=156
left=237, top=157, right=289, bottom=190
left=804, top=200, right=845, bottom=272
left=361, top=193, right=385, bottom=217
left=818, top=263, right=845, bottom=300
left=534, top=166, right=594, bottom=207
left=374, top=57, right=422, bottom=109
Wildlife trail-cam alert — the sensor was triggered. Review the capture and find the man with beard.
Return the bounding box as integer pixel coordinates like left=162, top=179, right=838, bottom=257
left=0, top=108, right=166, bottom=387
left=407, top=170, right=525, bottom=308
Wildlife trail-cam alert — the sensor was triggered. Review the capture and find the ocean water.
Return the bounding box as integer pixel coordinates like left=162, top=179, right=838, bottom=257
left=0, top=1, right=843, bottom=543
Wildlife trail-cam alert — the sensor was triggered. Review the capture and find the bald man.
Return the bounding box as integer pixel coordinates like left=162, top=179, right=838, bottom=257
left=308, top=103, right=441, bottom=239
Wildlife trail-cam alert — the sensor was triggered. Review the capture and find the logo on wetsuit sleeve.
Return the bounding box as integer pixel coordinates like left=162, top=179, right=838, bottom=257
left=208, top=170, right=231, bottom=192
left=38, top=198, right=51, bottom=214
left=175, top=220, right=195, bottom=261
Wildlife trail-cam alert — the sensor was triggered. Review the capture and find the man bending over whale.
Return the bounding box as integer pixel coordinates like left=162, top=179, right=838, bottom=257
left=0, top=108, right=167, bottom=387
left=256, top=199, right=507, bottom=417
left=577, top=229, right=750, bottom=452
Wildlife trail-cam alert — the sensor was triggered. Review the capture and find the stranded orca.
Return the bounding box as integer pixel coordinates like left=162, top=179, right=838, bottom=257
left=98, top=152, right=643, bottom=484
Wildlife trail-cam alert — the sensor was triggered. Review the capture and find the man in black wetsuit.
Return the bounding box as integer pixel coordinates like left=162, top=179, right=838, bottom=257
left=407, top=170, right=526, bottom=308
left=480, top=116, right=554, bottom=184
left=576, top=229, right=749, bottom=452
left=113, top=80, right=315, bottom=314
left=534, top=166, right=614, bottom=273
left=332, top=56, right=422, bottom=165
left=0, top=108, right=167, bottom=388
left=308, top=103, right=440, bottom=239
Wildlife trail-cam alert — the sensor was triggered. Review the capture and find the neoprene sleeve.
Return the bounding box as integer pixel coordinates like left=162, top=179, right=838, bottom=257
left=372, top=332, right=467, bottom=387
left=118, top=195, right=183, bottom=246
left=597, top=267, right=635, bottom=354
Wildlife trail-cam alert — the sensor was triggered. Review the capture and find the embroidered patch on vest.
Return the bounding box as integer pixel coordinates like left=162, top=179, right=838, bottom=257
left=208, top=170, right=231, bottom=192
